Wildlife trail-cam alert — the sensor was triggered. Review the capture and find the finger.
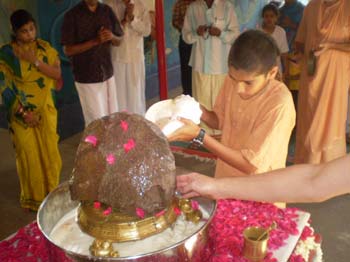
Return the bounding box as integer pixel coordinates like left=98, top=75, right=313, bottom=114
left=176, top=174, right=192, bottom=186
left=176, top=117, right=192, bottom=125
left=181, top=191, right=200, bottom=199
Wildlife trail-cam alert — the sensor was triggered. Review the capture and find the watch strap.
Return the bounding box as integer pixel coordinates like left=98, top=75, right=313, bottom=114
left=189, top=128, right=205, bottom=150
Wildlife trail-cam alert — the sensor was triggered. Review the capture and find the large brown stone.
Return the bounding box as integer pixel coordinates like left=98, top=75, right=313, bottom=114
left=70, top=112, right=176, bottom=217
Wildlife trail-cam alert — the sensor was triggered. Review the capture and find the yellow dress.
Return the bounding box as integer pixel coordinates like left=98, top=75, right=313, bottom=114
left=0, top=39, right=62, bottom=211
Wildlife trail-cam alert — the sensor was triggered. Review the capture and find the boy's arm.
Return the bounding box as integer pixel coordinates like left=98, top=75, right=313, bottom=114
left=167, top=118, right=256, bottom=174
left=177, top=154, right=350, bottom=203
left=202, top=133, right=257, bottom=174
left=200, top=105, right=219, bottom=129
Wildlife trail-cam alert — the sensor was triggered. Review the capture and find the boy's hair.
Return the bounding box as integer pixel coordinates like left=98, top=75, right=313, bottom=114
left=262, top=3, right=280, bottom=17
left=10, top=9, right=36, bottom=33
left=228, top=30, right=280, bottom=75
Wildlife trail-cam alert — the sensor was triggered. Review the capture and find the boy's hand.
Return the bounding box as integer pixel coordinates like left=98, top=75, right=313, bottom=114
left=167, top=117, right=201, bottom=142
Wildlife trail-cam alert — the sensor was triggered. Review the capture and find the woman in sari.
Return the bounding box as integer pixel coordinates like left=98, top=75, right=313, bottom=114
left=0, top=9, right=62, bottom=211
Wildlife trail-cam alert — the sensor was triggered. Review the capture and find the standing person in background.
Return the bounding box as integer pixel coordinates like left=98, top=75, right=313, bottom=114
left=61, top=0, right=123, bottom=126
left=279, top=0, right=304, bottom=51
left=0, top=10, right=62, bottom=211
left=279, top=0, right=304, bottom=111
left=105, top=0, right=151, bottom=116
left=182, top=0, right=240, bottom=135
left=172, top=0, right=195, bottom=96
left=294, top=0, right=350, bottom=164
left=260, top=3, right=289, bottom=79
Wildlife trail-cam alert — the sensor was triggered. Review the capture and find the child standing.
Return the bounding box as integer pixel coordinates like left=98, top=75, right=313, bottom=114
left=168, top=30, right=295, bottom=179
left=261, top=4, right=289, bottom=80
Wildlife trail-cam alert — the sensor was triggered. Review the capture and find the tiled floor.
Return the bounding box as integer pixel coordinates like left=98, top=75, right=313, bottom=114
left=1, top=89, right=350, bottom=261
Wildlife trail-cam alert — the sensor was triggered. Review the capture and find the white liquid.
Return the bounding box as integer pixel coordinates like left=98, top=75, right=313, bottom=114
left=50, top=207, right=208, bottom=258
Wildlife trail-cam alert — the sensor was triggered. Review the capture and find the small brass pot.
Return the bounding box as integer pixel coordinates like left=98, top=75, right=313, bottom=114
left=242, top=226, right=269, bottom=262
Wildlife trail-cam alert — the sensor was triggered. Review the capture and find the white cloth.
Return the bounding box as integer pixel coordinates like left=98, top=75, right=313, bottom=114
left=105, top=0, right=151, bottom=115
left=271, top=25, right=289, bottom=72
left=113, top=61, right=146, bottom=114
left=75, top=77, right=118, bottom=126
left=259, top=25, right=289, bottom=73
left=182, top=0, right=240, bottom=75
left=106, top=0, right=151, bottom=63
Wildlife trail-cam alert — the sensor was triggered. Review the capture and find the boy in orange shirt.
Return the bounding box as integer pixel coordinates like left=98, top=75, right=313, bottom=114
left=169, top=30, right=295, bottom=178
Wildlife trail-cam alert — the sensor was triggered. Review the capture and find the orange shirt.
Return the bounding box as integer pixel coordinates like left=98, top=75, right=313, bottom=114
left=214, top=77, right=296, bottom=177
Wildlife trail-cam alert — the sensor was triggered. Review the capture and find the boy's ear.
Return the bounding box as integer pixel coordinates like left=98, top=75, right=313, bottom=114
left=267, top=66, right=279, bottom=80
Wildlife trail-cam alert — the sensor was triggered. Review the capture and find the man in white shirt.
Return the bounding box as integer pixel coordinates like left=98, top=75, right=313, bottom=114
left=182, top=0, right=239, bottom=134
left=105, top=0, right=151, bottom=116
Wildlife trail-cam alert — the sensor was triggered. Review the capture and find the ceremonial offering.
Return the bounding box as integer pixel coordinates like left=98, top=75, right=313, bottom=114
left=37, top=112, right=216, bottom=261
left=145, top=94, right=202, bottom=136
left=243, top=226, right=270, bottom=261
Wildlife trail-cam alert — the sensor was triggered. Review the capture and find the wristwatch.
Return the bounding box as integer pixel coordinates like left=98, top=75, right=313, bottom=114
left=189, top=128, right=205, bottom=150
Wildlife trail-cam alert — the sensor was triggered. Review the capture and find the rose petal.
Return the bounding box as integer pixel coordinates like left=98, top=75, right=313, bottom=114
left=155, top=210, right=166, bottom=217
left=106, top=154, right=115, bottom=165
left=174, top=207, right=181, bottom=216
left=191, top=200, right=199, bottom=210
left=93, top=201, right=101, bottom=209
left=136, top=207, right=145, bottom=219
left=84, top=135, right=97, bottom=147
left=103, top=207, right=112, bottom=216
left=120, top=120, right=128, bottom=132
left=123, top=139, right=135, bottom=153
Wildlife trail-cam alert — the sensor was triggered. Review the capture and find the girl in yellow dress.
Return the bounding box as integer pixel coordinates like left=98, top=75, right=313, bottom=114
left=0, top=9, right=62, bottom=211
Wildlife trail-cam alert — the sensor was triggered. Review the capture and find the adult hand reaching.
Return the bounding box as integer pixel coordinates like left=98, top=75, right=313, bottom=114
left=176, top=173, right=216, bottom=199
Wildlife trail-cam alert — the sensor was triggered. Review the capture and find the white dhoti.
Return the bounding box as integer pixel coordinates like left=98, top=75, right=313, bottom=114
left=113, top=61, right=146, bottom=116
left=192, top=70, right=226, bottom=135
left=75, top=76, right=118, bottom=126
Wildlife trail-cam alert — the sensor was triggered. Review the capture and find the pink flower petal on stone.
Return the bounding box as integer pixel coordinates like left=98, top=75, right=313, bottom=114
left=120, top=120, right=128, bottom=132
left=174, top=207, right=181, bottom=216
left=106, top=154, right=115, bottom=165
left=123, top=139, right=135, bottom=153
left=136, top=207, right=145, bottom=219
left=103, top=207, right=112, bottom=216
left=93, top=201, right=101, bottom=209
left=155, top=210, right=166, bottom=217
left=191, top=200, right=199, bottom=210
left=84, top=135, right=97, bottom=146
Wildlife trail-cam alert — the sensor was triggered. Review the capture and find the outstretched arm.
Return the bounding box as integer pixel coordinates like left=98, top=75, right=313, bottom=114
left=168, top=118, right=256, bottom=174
left=177, top=154, right=350, bottom=203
